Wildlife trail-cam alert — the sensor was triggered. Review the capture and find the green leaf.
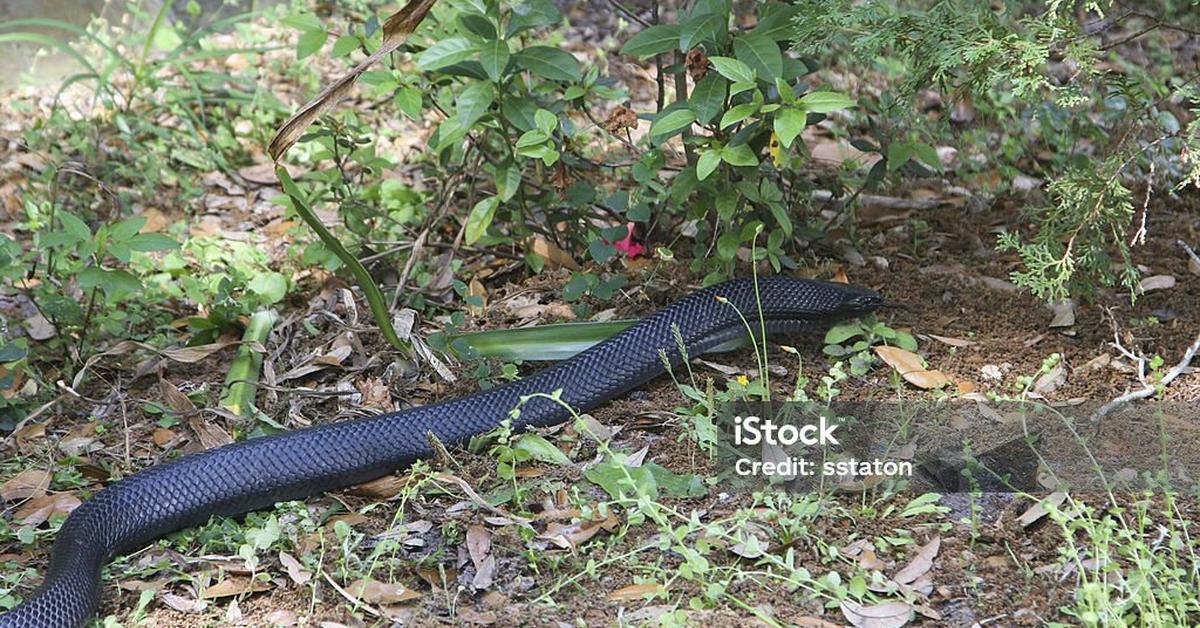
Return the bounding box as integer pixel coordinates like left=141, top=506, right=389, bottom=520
left=395, top=86, right=423, bottom=119
left=452, top=319, right=635, bottom=361
left=689, top=73, right=726, bottom=125
left=282, top=14, right=323, bottom=31
left=514, top=433, right=573, bottom=465
left=331, top=34, right=359, bottom=57
left=646, top=463, right=706, bottom=498
left=772, top=107, right=806, bottom=148
left=679, top=12, right=724, bottom=51
left=733, top=33, right=782, bottom=82
left=479, top=38, right=510, bottom=82
left=417, top=37, right=478, bottom=71
left=534, top=109, right=558, bottom=135
left=0, top=343, right=26, bottom=362
left=797, top=91, right=855, bottom=113
left=708, top=56, right=755, bottom=84
left=649, top=108, right=695, bottom=139
left=696, top=150, right=721, bottom=181
left=515, top=129, right=550, bottom=148
left=58, top=212, right=91, bottom=242
left=824, top=322, right=863, bottom=345
left=752, top=3, right=802, bottom=41
left=721, top=143, right=759, bottom=167
left=466, top=196, right=501, bottom=244
left=456, top=81, right=495, bottom=127
left=109, top=217, right=146, bottom=242
left=514, top=46, right=581, bottom=81
left=719, top=102, right=758, bottom=129
left=494, top=161, right=522, bottom=202
left=248, top=272, right=288, bottom=304
left=296, top=29, right=328, bottom=60
left=767, top=203, right=792, bottom=236
left=620, top=24, right=681, bottom=58
left=585, top=457, right=657, bottom=499
left=79, top=267, right=142, bottom=298
left=458, top=13, right=497, bottom=39
left=126, top=233, right=180, bottom=252
left=887, top=142, right=913, bottom=172
left=912, top=142, right=941, bottom=171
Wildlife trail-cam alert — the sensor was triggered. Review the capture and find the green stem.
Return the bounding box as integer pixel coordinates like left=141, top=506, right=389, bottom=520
left=276, top=167, right=410, bottom=352
left=220, top=309, right=277, bottom=417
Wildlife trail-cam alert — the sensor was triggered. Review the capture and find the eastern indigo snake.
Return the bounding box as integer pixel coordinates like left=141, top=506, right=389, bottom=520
left=0, top=277, right=882, bottom=627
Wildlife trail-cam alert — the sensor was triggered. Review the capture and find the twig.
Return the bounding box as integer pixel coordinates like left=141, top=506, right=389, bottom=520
left=1178, top=239, right=1200, bottom=268
left=1092, top=331, right=1200, bottom=424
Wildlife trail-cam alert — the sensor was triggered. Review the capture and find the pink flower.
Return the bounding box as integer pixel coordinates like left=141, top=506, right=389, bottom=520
left=611, top=222, right=645, bottom=259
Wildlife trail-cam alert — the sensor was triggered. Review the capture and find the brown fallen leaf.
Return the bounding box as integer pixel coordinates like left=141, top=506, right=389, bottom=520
left=1, top=469, right=51, bottom=501
left=159, top=377, right=197, bottom=413
left=893, top=536, right=940, bottom=585
left=925, top=334, right=974, bottom=348
left=1018, top=491, right=1068, bottom=527
left=16, top=492, right=81, bottom=526
left=200, top=576, right=273, bottom=599
left=840, top=599, right=914, bottom=628
left=529, top=236, right=580, bottom=270
left=268, top=0, right=440, bottom=161
left=279, top=551, right=312, bottom=586
left=607, top=583, right=659, bottom=601
left=874, top=346, right=951, bottom=389
left=347, top=578, right=421, bottom=605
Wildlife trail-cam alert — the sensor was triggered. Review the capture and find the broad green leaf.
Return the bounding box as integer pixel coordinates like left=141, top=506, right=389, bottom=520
left=721, top=143, right=759, bottom=167
left=913, top=143, right=941, bottom=171
left=296, top=29, right=328, bottom=60
left=515, top=433, right=573, bottom=465
left=248, top=272, right=288, bottom=304
left=772, top=107, right=806, bottom=148
left=679, top=12, right=724, bottom=51
left=417, top=37, right=478, bottom=71
left=456, top=81, right=495, bottom=127
left=109, top=217, right=147, bottom=242
left=515, top=129, right=550, bottom=148
left=708, top=56, right=755, bottom=84
left=331, top=34, right=359, bottom=57
left=689, top=73, right=727, bottom=125
left=752, top=3, right=802, bottom=41
left=619, top=24, right=681, bottom=58
left=479, top=38, right=510, bottom=81
left=534, top=109, right=558, bottom=134
left=824, top=322, right=863, bottom=345
left=767, top=203, right=793, bottom=236
left=733, top=33, right=782, bottom=82
left=395, top=87, right=423, bottom=119
left=585, top=457, right=657, bottom=499
left=466, top=196, right=501, bottom=244
left=797, top=91, right=855, bottom=113
left=494, top=161, right=521, bottom=202
left=887, top=142, right=913, bottom=172
left=696, top=150, right=721, bottom=181
left=281, top=14, right=323, bottom=31
left=58, top=212, right=91, bottom=242
left=126, top=233, right=180, bottom=252
left=649, top=108, right=696, bottom=139
left=458, top=13, right=497, bottom=39
left=514, top=46, right=581, bottom=81
left=719, top=102, right=758, bottom=129
left=78, top=267, right=142, bottom=297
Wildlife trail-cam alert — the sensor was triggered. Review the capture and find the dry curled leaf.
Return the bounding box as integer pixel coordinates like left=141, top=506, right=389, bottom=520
left=269, top=0, right=440, bottom=161
left=603, top=105, right=638, bottom=134
left=607, top=583, right=659, bottom=601
left=893, top=536, right=940, bottom=585
left=1, top=469, right=51, bottom=501
left=347, top=579, right=421, bottom=605
left=200, top=576, right=273, bottom=599
left=840, top=600, right=914, bottom=628
left=874, top=346, right=951, bottom=389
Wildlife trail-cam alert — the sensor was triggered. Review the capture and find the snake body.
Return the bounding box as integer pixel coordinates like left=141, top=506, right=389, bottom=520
left=0, top=277, right=882, bottom=628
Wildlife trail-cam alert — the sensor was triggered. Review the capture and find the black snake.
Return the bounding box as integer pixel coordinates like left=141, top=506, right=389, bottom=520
left=0, top=276, right=882, bottom=627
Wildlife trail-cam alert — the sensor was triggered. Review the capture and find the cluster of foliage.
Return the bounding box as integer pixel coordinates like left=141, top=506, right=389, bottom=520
left=793, top=0, right=1200, bottom=299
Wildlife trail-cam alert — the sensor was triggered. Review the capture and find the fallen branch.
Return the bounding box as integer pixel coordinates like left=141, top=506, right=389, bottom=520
left=1092, top=330, right=1200, bottom=424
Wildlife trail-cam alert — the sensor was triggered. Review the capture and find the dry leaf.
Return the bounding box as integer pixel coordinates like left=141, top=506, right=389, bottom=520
left=468, top=278, right=488, bottom=317
left=268, top=0, right=440, bottom=161
left=458, top=608, right=498, bottom=625
left=200, top=576, right=272, bottom=599
left=159, top=377, right=197, bottom=413
left=840, top=600, right=914, bottom=628
left=529, top=236, right=580, bottom=270
left=347, top=579, right=421, bottom=605
left=16, top=492, right=81, bottom=526
left=279, top=551, right=312, bottom=586
left=874, top=346, right=951, bottom=389
left=1, top=469, right=51, bottom=501
left=1018, top=491, right=1068, bottom=527
left=926, top=334, right=974, bottom=348
left=893, top=537, right=940, bottom=585
left=607, top=583, right=659, bottom=601
left=161, top=592, right=207, bottom=613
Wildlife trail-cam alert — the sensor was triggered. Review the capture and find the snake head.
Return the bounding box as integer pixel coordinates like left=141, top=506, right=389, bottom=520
left=833, top=283, right=888, bottom=317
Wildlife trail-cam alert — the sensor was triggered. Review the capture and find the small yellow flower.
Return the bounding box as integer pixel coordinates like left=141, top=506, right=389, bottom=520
left=736, top=375, right=749, bottom=386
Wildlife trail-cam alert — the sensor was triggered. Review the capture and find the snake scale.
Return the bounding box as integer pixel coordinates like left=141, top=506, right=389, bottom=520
left=0, top=277, right=883, bottom=627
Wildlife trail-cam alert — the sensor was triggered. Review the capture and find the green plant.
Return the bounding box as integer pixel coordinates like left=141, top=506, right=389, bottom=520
left=823, top=314, right=917, bottom=376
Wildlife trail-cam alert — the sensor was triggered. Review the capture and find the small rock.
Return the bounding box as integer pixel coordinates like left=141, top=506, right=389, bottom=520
left=1012, top=174, right=1043, bottom=193
left=1137, top=274, right=1175, bottom=293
